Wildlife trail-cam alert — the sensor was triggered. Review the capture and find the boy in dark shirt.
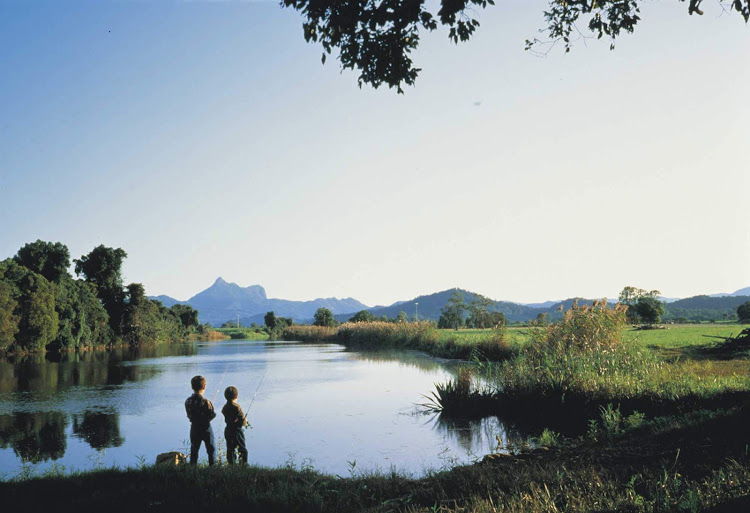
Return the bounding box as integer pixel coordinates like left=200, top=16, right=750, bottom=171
left=184, top=375, right=217, bottom=465
left=221, top=386, right=249, bottom=465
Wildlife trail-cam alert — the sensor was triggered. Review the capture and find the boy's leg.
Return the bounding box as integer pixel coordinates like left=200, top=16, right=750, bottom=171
left=236, top=429, right=248, bottom=464
left=225, top=428, right=236, bottom=465
left=205, top=426, right=216, bottom=466
left=189, top=425, right=201, bottom=465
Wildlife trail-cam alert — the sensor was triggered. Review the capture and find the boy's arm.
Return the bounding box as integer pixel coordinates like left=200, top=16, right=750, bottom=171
left=238, top=405, right=249, bottom=427
left=207, top=400, right=217, bottom=421
left=185, top=398, right=192, bottom=421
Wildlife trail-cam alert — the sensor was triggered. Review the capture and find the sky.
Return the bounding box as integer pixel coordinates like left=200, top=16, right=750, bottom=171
left=1, top=0, right=748, bottom=307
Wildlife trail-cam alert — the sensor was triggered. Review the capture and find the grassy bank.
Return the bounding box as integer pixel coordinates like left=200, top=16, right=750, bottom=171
left=2, top=403, right=750, bottom=512
left=426, top=308, right=750, bottom=435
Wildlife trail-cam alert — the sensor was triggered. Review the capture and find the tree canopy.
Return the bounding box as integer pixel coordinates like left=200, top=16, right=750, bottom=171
left=313, top=307, right=337, bottom=327
left=283, top=0, right=750, bottom=92
left=738, top=301, right=750, bottom=323
left=1, top=241, right=204, bottom=353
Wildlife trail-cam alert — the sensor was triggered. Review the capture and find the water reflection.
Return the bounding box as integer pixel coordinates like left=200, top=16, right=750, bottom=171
left=0, top=344, right=197, bottom=396
left=345, top=348, right=453, bottom=372
left=429, top=414, right=527, bottom=455
left=0, top=412, right=67, bottom=463
left=72, top=411, right=124, bottom=450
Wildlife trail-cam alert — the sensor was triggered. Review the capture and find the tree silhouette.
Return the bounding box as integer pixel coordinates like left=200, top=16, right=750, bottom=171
left=283, top=0, right=749, bottom=92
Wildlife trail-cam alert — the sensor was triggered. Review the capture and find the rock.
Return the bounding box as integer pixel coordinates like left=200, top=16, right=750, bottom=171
left=155, top=451, right=187, bottom=466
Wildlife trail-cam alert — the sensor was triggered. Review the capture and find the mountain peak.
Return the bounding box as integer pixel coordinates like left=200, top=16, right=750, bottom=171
left=214, top=277, right=227, bottom=285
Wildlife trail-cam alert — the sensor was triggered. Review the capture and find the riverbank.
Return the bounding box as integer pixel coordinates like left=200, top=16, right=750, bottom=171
left=0, top=329, right=230, bottom=358
left=2, top=401, right=749, bottom=512
left=283, top=322, right=521, bottom=360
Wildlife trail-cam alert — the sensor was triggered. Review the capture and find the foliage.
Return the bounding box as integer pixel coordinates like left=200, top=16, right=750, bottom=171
left=633, top=296, right=665, bottom=325
left=438, top=291, right=465, bottom=330
left=619, top=286, right=660, bottom=324
left=465, top=294, right=500, bottom=329
left=264, top=311, right=294, bottom=339
left=14, top=240, right=70, bottom=283
left=0, top=241, right=204, bottom=353
left=213, top=327, right=269, bottom=341
left=738, top=301, right=750, bottom=323
left=283, top=0, right=750, bottom=92
left=9, top=264, right=59, bottom=352
left=74, top=245, right=128, bottom=334
left=264, top=311, right=277, bottom=330
left=348, top=310, right=376, bottom=323
left=313, top=307, right=337, bottom=327
left=0, top=280, right=19, bottom=351
left=50, top=276, right=111, bottom=350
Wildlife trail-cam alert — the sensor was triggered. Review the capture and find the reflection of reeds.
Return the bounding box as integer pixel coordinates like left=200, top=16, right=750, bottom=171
left=422, top=367, right=499, bottom=416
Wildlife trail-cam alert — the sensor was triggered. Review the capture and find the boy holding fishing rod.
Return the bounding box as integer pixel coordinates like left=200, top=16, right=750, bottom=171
left=221, top=386, right=249, bottom=464
left=185, top=375, right=217, bottom=465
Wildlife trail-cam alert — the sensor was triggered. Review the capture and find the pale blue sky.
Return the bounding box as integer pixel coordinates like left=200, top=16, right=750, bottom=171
left=1, top=0, right=748, bottom=306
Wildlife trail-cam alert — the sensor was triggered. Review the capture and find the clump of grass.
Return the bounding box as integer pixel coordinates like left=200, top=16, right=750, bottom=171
left=536, top=428, right=559, bottom=447
left=336, top=321, right=439, bottom=349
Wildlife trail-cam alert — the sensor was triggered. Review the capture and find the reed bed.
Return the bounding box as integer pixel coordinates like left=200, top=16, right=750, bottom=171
left=283, top=322, right=520, bottom=361
left=282, top=325, right=338, bottom=342
left=336, top=321, right=439, bottom=348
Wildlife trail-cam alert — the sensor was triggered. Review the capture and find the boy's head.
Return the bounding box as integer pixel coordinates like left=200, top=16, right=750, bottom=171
left=224, top=386, right=239, bottom=401
left=191, top=375, right=207, bottom=392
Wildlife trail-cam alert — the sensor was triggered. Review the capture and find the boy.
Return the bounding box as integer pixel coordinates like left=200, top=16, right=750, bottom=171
left=221, top=386, right=249, bottom=465
left=185, top=375, right=217, bottom=465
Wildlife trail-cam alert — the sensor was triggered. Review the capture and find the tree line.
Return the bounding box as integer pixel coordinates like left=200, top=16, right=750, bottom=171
left=0, top=240, right=202, bottom=354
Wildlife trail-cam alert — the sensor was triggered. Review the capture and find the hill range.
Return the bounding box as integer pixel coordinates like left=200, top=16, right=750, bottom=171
left=151, top=279, right=750, bottom=326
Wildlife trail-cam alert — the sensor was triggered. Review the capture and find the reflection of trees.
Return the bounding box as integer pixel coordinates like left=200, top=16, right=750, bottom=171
left=345, top=348, right=449, bottom=373
left=0, top=412, right=67, bottom=463
left=72, top=410, right=124, bottom=450
left=0, top=343, right=197, bottom=394
left=430, top=414, right=529, bottom=455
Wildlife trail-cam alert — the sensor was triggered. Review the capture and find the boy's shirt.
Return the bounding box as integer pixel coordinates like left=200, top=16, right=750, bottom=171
left=185, top=393, right=216, bottom=429
left=222, top=401, right=248, bottom=430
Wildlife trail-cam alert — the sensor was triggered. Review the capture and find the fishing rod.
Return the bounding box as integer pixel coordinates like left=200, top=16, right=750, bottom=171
left=242, top=371, right=266, bottom=422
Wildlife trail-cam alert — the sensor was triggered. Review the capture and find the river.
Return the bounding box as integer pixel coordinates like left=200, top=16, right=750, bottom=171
left=0, top=340, right=524, bottom=478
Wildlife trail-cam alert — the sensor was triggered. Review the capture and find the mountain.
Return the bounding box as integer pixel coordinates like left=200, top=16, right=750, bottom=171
left=150, top=295, right=180, bottom=308
left=151, top=277, right=369, bottom=326
left=151, top=280, right=750, bottom=326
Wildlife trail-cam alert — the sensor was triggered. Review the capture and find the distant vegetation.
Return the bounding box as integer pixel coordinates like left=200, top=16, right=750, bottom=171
left=214, top=327, right=268, bottom=341
left=0, top=240, right=208, bottom=354
left=284, top=321, right=517, bottom=361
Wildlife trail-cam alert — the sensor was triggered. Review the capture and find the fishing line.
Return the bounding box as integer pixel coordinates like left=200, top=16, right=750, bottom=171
left=211, top=361, right=230, bottom=404
left=242, top=370, right=267, bottom=421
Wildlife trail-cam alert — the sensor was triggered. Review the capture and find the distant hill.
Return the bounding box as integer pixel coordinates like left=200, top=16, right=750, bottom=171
left=333, top=289, right=617, bottom=324
left=149, top=277, right=369, bottom=326
left=151, top=280, right=750, bottom=326
left=150, top=295, right=180, bottom=308
left=663, top=295, right=750, bottom=322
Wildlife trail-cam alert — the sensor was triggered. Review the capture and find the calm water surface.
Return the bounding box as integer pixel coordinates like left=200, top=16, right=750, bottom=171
left=0, top=340, right=523, bottom=478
